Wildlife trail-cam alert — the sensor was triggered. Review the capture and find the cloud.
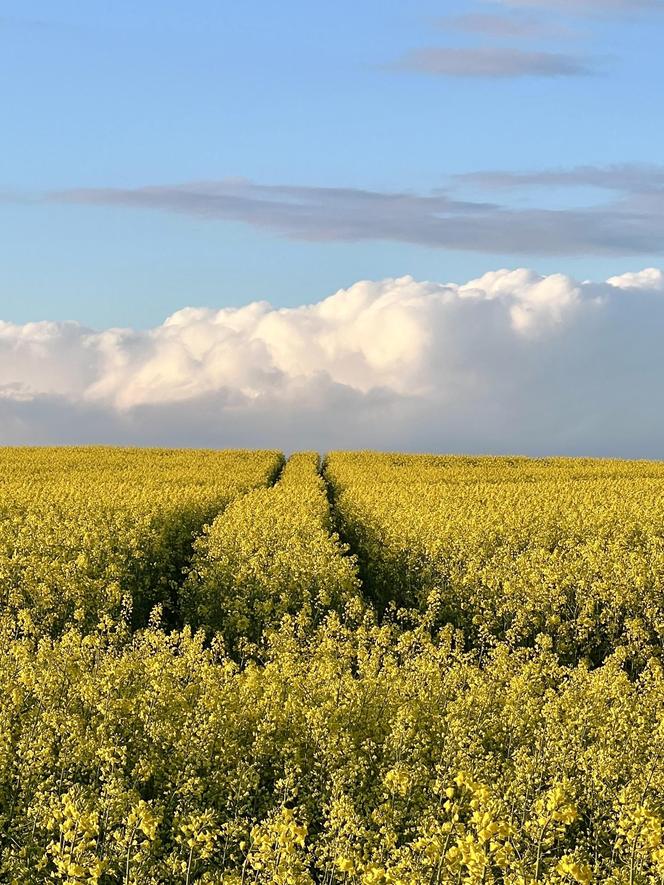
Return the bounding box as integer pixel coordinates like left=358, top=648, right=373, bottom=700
left=491, top=0, right=663, bottom=12
left=391, top=46, right=592, bottom=77
left=606, top=267, right=664, bottom=290
left=0, top=268, right=663, bottom=457
left=439, top=12, right=575, bottom=39
left=455, top=163, right=664, bottom=193
left=0, top=15, right=53, bottom=30
left=51, top=170, right=664, bottom=256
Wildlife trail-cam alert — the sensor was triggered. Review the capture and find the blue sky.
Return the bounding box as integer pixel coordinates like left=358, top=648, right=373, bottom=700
left=1, top=0, right=663, bottom=328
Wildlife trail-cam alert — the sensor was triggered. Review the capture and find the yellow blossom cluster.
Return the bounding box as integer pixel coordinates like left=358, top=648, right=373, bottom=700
left=324, top=452, right=664, bottom=665
left=0, top=447, right=282, bottom=634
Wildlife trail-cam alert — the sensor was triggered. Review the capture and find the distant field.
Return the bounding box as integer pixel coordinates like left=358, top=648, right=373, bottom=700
left=1, top=448, right=663, bottom=883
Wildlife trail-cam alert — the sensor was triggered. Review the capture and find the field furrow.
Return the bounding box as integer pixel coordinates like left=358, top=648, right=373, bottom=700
left=0, top=447, right=283, bottom=634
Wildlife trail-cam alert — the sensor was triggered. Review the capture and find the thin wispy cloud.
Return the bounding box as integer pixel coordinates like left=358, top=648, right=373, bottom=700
left=50, top=165, right=664, bottom=257
left=440, top=12, right=575, bottom=40
left=454, top=163, right=664, bottom=193
left=492, top=0, right=663, bottom=13
left=0, top=15, right=58, bottom=30
left=391, top=46, right=593, bottom=78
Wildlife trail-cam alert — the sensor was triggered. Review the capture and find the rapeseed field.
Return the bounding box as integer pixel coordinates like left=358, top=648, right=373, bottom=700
left=1, top=448, right=662, bottom=884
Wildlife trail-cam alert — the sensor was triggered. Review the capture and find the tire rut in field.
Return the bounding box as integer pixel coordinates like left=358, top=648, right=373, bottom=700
left=165, top=452, right=287, bottom=630
left=320, top=453, right=375, bottom=614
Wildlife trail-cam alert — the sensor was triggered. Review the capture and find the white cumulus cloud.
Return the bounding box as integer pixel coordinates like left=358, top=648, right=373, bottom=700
left=606, top=268, right=664, bottom=291
left=0, top=268, right=662, bottom=457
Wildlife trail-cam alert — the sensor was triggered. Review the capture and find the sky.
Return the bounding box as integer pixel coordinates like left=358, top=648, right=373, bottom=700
left=1, top=0, right=663, bottom=454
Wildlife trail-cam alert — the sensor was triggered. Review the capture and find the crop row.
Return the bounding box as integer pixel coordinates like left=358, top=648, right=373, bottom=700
left=182, top=451, right=361, bottom=652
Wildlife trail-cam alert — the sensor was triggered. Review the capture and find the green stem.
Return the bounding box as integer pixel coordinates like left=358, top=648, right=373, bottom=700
left=186, top=843, right=196, bottom=885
